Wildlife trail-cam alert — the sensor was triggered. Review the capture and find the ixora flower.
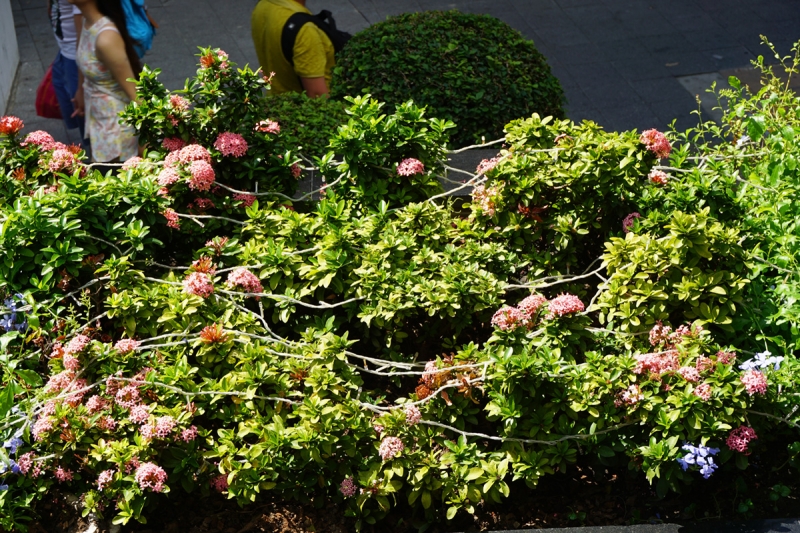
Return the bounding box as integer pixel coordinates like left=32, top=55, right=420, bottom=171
left=163, top=208, right=180, bottom=229
left=545, top=293, right=585, bottom=319
left=115, top=338, right=141, bottom=354
left=622, top=212, right=640, bottom=233
left=476, top=157, right=500, bottom=175
left=135, top=462, right=168, bottom=492
left=23, top=130, right=56, bottom=150
left=677, top=443, right=719, bottom=478
left=727, top=426, right=757, bottom=454
left=199, top=323, right=228, bottom=344
left=183, top=272, right=214, bottom=298
left=226, top=267, right=263, bottom=295
left=648, top=321, right=672, bottom=346
left=0, top=115, right=24, bottom=135
left=254, top=119, right=280, bottom=134
left=405, top=404, right=421, bottom=425
left=157, top=167, right=180, bottom=186
left=162, top=137, right=186, bottom=152
left=210, top=473, right=228, bottom=492
left=378, top=436, right=404, bottom=461
left=188, top=160, right=216, bottom=191
left=339, top=477, right=357, bottom=497
left=121, top=156, right=143, bottom=170
left=233, top=192, right=256, bottom=207
left=693, top=383, right=712, bottom=401
left=397, top=158, right=425, bottom=176
left=214, top=132, right=248, bottom=158
left=471, top=184, right=500, bottom=217
left=169, top=94, right=190, bottom=111
left=490, top=306, right=525, bottom=331
left=640, top=129, right=671, bottom=159
left=517, top=294, right=547, bottom=320
left=178, top=144, right=212, bottom=164
left=740, top=369, right=768, bottom=396
left=648, top=169, right=669, bottom=185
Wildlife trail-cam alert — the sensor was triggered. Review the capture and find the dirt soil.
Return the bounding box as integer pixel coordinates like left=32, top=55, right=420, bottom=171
left=28, top=442, right=800, bottom=533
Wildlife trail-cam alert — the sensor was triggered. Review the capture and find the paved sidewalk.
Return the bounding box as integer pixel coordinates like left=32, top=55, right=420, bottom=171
left=6, top=0, right=800, bottom=145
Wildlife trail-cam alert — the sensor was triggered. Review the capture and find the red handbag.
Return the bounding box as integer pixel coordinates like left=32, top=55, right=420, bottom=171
left=36, top=65, right=63, bottom=120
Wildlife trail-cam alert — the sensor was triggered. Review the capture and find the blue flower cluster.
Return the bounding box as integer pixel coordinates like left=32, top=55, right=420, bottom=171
left=739, top=350, right=784, bottom=372
left=0, top=431, right=24, bottom=491
left=677, top=443, right=720, bottom=479
left=0, top=294, right=28, bottom=333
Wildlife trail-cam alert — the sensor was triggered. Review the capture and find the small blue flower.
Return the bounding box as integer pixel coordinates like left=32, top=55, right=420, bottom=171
left=740, top=351, right=784, bottom=372
left=3, top=438, right=23, bottom=455
left=678, top=443, right=719, bottom=478
left=0, top=484, right=8, bottom=491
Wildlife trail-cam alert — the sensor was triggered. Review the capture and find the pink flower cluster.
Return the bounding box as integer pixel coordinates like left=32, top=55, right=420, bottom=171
left=163, top=208, right=180, bottom=229
left=214, top=132, right=248, bottom=157
left=471, top=184, right=499, bottom=217
left=727, top=426, right=757, bottom=454
left=405, top=405, right=421, bottom=425
left=86, top=395, right=109, bottom=414
left=226, top=267, right=263, bottom=295
left=162, top=137, right=186, bottom=152
left=157, top=167, right=180, bottom=186
left=476, top=157, right=500, bottom=175
left=210, top=474, right=228, bottom=492
left=678, top=366, right=700, bottom=382
left=649, top=322, right=672, bottom=346
left=48, top=148, right=80, bottom=174
left=54, top=466, right=74, bottom=483
left=740, top=370, right=767, bottom=395
left=169, top=94, right=190, bottom=111
left=62, top=354, right=80, bottom=372
left=64, top=334, right=90, bottom=355
left=24, top=130, right=57, bottom=150
left=181, top=425, right=198, bottom=442
left=291, top=163, right=302, bottom=178
left=518, top=294, right=547, bottom=318
left=97, top=469, right=115, bottom=491
left=640, top=129, right=671, bottom=159
left=648, top=169, right=669, bottom=185
left=177, top=144, right=212, bottom=164
left=116, top=385, right=141, bottom=409
left=188, top=160, right=216, bottom=191
left=122, top=156, right=143, bottom=170
left=634, top=350, right=679, bottom=376
left=32, top=416, right=55, bottom=441
left=615, top=384, right=644, bottom=407
left=135, top=462, right=168, bottom=492
left=622, top=212, right=641, bottom=233
left=340, top=477, right=357, bottom=497
left=129, top=404, right=150, bottom=424
left=0, top=115, right=24, bottom=135
left=491, top=306, right=525, bottom=331
left=255, top=119, right=280, bottom=134
left=115, top=338, right=141, bottom=354
left=378, top=436, right=404, bottom=461
left=546, top=293, right=585, bottom=319
left=233, top=192, right=256, bottom=207
left=693, top=383, right=712, bottom=401
left=17, top=452, right=34, bottom=475
left=154, top=415, right=176, bottom=438
left=397, top=158, right=425, bottom=176
left=183, top=272, right=214, bottom=298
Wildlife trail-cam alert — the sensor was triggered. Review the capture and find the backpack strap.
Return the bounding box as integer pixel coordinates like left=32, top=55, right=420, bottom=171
left=281, top=12, right=317, bottom=67
left=280, top=10, right=351, bottom=67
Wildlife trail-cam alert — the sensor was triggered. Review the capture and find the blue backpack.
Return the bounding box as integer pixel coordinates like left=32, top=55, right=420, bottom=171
left=121, top=0, right=155, bottom=58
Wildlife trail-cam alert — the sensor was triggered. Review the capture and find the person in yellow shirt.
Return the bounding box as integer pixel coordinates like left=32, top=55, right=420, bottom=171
left=251, top=0, right=335, bottom=97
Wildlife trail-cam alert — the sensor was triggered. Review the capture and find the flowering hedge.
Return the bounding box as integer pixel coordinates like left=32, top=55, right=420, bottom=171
left=1, top=43, right=800, bottom=531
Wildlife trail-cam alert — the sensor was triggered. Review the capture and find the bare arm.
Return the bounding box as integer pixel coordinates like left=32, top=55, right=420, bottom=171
left=300, top=76, right=328, bottom=98
left=95, top=29, right=138, bottom=103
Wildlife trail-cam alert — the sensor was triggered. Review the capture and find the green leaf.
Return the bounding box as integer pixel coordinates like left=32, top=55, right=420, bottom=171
left=746, top=115, right=766, bottom=141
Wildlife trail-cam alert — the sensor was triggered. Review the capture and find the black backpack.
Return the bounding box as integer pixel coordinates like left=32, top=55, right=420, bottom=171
left=280, top=10, right=351, bottom=66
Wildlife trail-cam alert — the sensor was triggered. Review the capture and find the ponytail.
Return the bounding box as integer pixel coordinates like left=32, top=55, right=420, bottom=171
left=97, top=0, right=142, bottom=76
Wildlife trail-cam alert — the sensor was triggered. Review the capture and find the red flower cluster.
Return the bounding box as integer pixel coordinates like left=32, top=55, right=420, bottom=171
left=0, top=115, right=24, bottom=135
left=640, top=129, right=671, bottom=159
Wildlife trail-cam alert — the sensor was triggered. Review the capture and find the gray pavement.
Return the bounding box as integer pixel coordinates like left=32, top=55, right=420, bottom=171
left=488, top=518, right=800, bottom=532
left=6, top=0, right=800, bottom=145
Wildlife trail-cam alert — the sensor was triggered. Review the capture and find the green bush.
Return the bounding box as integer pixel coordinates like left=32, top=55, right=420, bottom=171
left=331, top=10, right=565, bottom=147
left=264, top=92, right=348, bottom=159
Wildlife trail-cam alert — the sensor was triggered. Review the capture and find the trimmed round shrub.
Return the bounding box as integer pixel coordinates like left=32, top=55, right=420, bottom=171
left=331, top=10, right=565, bottom=147
left=264, top=92, right=349, bottom=158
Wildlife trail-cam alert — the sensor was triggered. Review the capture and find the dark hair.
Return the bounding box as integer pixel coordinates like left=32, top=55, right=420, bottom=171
left=97, top=0, right=142, bottom=76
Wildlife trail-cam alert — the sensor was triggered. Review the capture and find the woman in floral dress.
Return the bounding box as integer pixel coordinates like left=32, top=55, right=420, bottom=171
left=70, top=0, right=141, bottom=163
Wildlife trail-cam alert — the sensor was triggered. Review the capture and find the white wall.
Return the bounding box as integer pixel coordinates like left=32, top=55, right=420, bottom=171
left=0, top=0, right=20, bottom=116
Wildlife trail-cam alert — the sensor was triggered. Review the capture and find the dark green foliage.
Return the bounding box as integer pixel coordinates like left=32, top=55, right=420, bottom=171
left=331, top=11, right=565, bottom=147
left=264, top=92, right=348, bottom=159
